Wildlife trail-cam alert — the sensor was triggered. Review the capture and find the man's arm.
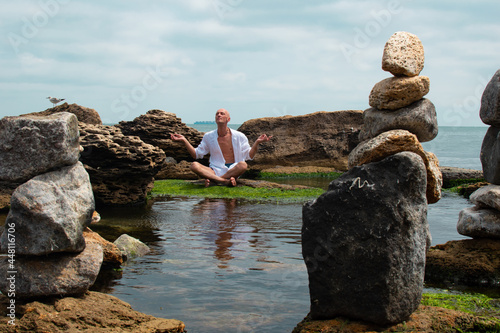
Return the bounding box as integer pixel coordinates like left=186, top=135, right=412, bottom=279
left=170, top=133, right=197, bottom=159
left=249, top=134, right=273, bottom=159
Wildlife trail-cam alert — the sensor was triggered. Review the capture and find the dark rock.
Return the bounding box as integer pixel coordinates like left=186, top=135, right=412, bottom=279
left=480, top=69, right=500, bottom=126
left=0, top=112, right=80, bottom=183
left=0, top=162, right=94, bottom=256
left=117, top=109, right=203, bottom=162
left=457, top=206, right=500, bottom=239
left=359, top=98, right=438, bottom=143
left=79, top=123, right=166, bottom=206
left=425, top=239, right=500, bottom=287
left=23, top=102, right=102, bottom=125
left=0, top=242, right=103, bottom=298
left=302, top=152, right=429, bottom=325
left=480, top=126, right=500, bottom=184
left=238, top=111, right=364, bottom=171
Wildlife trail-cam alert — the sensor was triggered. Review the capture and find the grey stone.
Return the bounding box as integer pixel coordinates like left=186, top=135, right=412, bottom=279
left=302, top=152, right=429, bottom=325
left=0, top=112, right=80, bottom=183
left=480, top=69, right=500, bottom=126
left=0, top=242, right=103, bottom=298
left=359, top=98, right=438, bottom=142
left=0, top=162, right=95, bottom=256
left=457, top=206, right=500, bottom=239
left=470, top=184, right=500, bottom=211
left=114, top=234, right=150, bottom=261
left=382, top=31, right=425, bottom=77
left=480, top=126, right=500, bottom=184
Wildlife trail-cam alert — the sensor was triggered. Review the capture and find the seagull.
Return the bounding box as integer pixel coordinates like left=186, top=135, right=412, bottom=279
left=47, top=96, right=65, bottom=106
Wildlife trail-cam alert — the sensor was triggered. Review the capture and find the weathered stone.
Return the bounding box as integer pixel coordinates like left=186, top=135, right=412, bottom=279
left=23, top=102, right=102, bottom=125
left=382, top=31, right=425, bottom=77
left=369, top=76, right=430, bottom=110
left=479, top=69, right=500, bottom=126
left=156, top=160, right=198, bottom=180
left=117, top=109, right=204, bottom=162
left=425, top=239, right=500, bottom=287
left=470, top=184, right=500, bottom=211
left=79, top=123, right=166, bottom=206
left=348, top=130, right=441, bottom=203
left=238, top=111, right=364, bottom=171
left=84, top=227, right=123, bottom=266
left=0, top=112, right=80, bottom=183
left=480, top=126, right=500, bottom=184
left=302, top=152, right=429, bottom=325
left=440, top=166, right=484, bottom=188
left=0, top=242, right=103, bottom=298
left=114, top=234, right=150, bottom=261
left=360, top=98, right=438, bottom=142
left=457, top=206, right=500, bottom=239
left=0, top=162, right=94, bottom=256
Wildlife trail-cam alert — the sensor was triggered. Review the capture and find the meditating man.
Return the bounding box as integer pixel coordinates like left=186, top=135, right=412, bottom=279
left=171, top=108, right=272, bottom=186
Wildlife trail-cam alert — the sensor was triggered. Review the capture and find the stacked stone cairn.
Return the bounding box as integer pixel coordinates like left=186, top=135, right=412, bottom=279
left=457, top=69, right=500, bottom=239
left=302, top=31, right=441, bottom=325
left=0, top=112, right=103, bottom=298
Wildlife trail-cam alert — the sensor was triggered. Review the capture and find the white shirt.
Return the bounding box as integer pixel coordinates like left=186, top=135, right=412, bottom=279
left=195, top=129, right=252, bottom=177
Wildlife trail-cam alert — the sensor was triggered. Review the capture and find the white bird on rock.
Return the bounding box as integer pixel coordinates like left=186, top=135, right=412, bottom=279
left=47, top=96, right=65, bottom=106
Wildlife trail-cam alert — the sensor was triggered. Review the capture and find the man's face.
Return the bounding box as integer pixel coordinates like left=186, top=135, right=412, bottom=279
left=215, top=109, right=230, bottom=124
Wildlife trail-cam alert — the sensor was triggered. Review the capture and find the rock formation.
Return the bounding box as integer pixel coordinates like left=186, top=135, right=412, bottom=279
left=79, top=123, right=166, bottom=206
left=23, top=102, right=103, bottom=125
left=0, top=112, right=102, bottom=298
left=302, top=31, right=435, bottom=326
left=238, top=110, right=364, bottom=171
left=458, top=69, right=500, bottom=239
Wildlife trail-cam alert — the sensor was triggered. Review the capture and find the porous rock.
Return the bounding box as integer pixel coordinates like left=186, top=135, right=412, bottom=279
left=0, top=112, right=80, bottom=183
left=369, top=76, right=430, bottom=110
left=480, top=126, right=500, bottom=184
left=238, top=111, right=364, bottom=171
left=24, top=102, right=102, bottom=125
left=382, top=31, right=425, bottom=77
left=79, top=123, right=166, bottom=206
left=0, top=242, right=103, bottom=298
left=302, top=152, right=429, bottom=325
left=457, top=206, right=500, bottom=239
left=348, top=130, right=441, bottom=203
left=359, top=98, right=438, bottom=142
left=0, top=162, right=94, bottom=256
left=479, top=69, right=500, bottom=126
left=84, top=228, right=123, bottom=266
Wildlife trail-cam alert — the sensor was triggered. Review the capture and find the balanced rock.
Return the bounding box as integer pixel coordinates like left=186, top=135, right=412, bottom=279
left=302, top=152, right=429, bottom=325
left=117, top=109, right=203, bottom=162
left=479, top=69, right=500, bottom=127
left=369, top=76, right=430, bottom=110
left=0, top=162, right=94, bottom=256
left=382, top=31, right=425, bottom=77
left=349, top=129, right=441, bottom=203
left=238, top=111, right=364, bottom=171
left=79, top=123, right=166, bottom=206
left=480, top=126, right=500, bottom=184
left=0, top=242, right=103, bottom=298
left=457, top=206, right=500, bottom=239
left=0, top=112, right=80, bottom=183
left=470, top=184, right=500, bottom=211
left=360, top=98, right=438, bottom=143
left=23, top=102, right=102, bottom=125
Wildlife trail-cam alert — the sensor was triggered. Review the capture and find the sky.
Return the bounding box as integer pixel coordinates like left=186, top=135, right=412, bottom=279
left=1, top=0, right=499, bottom=126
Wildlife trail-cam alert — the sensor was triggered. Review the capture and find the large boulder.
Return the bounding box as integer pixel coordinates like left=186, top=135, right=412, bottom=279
left=238, top=111, right=364, bottom=171
left=470, top=184, right=500, bottom=211
left=369, top=76, right=430, bottom=110
left=0, top=242, right=103, bottom=298
left=479, top=69, right=500, bottom=127
left=359, top=98, right=438, bottom=143
left=0, top=162, right=94, bottom=256
left=480, top=126, right=500, bottom=184
left=117, top=109, right=203, bottom=161
left=79, top=123, right=166, bottom=206
left=382, top=31, right=425, bottom=77
left=23, top=103, right=103, bottom=125
left=0, top=112, right=80, bottom=183
left=457, top=206, right=500, bottom=239
left=302, top=152, right=429, bottom=325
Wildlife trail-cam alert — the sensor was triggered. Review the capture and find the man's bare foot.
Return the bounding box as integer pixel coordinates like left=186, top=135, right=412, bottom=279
left=228, top=177, right=237, bottom=187
left=205, top=179, right=211, bottom=187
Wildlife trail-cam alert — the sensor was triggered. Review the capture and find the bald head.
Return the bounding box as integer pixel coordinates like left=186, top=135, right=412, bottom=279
left=215, top=108, right=231, bottom=124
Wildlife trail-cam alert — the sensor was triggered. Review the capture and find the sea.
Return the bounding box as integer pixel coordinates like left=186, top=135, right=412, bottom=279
left=0, top=125, right=492, bottom=333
